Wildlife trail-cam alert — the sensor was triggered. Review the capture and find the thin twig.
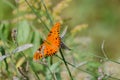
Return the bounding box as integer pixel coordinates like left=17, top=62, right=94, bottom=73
left=18, top=67, right=29, bottom=80
left=89, top=53, right=120, bottom=64
left=101, top=40, right=108, bottom=59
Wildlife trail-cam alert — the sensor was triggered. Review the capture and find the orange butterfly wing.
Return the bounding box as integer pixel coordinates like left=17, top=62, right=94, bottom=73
left=33, top=22, right=61, bottom=61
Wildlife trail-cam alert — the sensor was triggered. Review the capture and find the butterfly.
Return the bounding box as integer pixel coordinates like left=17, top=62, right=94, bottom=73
left=33, top=22, right=61, bottom=61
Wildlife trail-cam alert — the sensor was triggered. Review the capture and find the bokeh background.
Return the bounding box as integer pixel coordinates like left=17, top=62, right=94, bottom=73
left=0, top=0, right=120, bottom=80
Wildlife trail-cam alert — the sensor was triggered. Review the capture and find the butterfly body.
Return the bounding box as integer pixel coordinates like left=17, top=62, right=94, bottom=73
left=33, top=22, right=61, bottom=61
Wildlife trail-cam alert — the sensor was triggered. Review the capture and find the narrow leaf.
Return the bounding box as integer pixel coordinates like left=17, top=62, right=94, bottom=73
left=12, top=44, right=33, bottom=54
left=75, top=61, right=88, bottom=68
left=0, top=55, right=9, bottom=61
left=0, top=46, right=9, bottom=71
left=60, top=26, right=68, bottom=39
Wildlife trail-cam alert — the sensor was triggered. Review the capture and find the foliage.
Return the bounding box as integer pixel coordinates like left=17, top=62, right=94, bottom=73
left=0, top=0, right=120, bottom=80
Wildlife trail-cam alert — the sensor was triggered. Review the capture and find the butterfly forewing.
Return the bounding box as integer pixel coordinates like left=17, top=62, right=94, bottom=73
left=47, top=22, right=60, bottom=46
left=33, top=22, right=61, bottom=61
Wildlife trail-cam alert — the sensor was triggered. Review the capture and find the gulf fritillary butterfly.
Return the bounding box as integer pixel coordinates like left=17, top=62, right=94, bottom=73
left=33, top=22, right=61, bottom=61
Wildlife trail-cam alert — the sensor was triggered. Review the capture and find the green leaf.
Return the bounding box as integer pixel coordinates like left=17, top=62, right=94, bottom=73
left=32, top=31, right=41, bottom=53
left=0, top=46, right=9, bottom=72
left=46, top=62, right=62, bottom=80
left=0, top=23, right=10, bottom=41
left=17, top=20, right=30, bottom=44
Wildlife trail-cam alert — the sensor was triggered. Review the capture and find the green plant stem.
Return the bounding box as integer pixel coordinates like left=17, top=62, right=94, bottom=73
left=89, top=53, right=120, bottom=64
left=56, top=54, right=120, bottom=80
left=46, top=66, right=56, bottom=80
left=25, top=0, right=50, bottom=31
left=55, top=55, right=93, bottom=75
left=40, top=0, right=53, bottom=25
left=108, top=76, right=120, bottom=80
left=59, top=49, right=73, bottom=80
left=40, top=0, right=55, bottom=66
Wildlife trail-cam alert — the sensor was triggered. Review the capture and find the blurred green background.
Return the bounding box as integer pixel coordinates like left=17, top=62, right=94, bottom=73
left=0, top=0, right=120, bottom=80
